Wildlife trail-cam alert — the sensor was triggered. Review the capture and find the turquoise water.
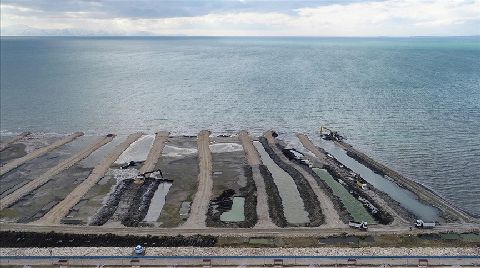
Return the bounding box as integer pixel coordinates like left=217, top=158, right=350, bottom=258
left=220, top=197, right=245, bottom=222
left=1, top=37, right=479, bottom=216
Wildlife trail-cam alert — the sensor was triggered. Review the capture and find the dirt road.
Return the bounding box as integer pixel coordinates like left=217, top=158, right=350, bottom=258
left=238, top=130, right=262, bottom=165
left=296, top=133, right=327, bottom=163
left=1, top=222, right=478, bottom=238
left=0, top=132, right=30, bottom=152
left=0, top=135, right=113, bottom=210
left=139, top=131, right=169, bottom=174
left=239, top=130, right=275, bottom=228
left=0, top=132, right=84, bottom=176
left=265, top=131, right=343, bottom=227
left=181, top=130, right=212, bottom=228
left=36, top=133, right=143, bottom=225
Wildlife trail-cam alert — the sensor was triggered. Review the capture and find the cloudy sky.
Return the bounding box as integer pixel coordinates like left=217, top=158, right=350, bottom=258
left=1, top=0, right=479, bottom=36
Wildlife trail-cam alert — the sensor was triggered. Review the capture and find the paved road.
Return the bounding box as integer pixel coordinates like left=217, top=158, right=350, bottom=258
left=0, top=132, right=30, bottom=152
left=36, top=133, right=144, bottom=224
left=0, top=132, right=84, bottom=176
left=0, top=135, right=113, bottom=210
left=181, top=130, right=212, bottom=228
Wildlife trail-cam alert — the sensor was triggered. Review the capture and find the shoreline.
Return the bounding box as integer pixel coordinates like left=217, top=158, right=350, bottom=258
left=334, top=140, right=477, bottom=222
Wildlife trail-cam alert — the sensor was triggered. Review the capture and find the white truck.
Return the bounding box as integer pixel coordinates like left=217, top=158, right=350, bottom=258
left=348, top=221, right=368, bottom=230
left=415, top=219, right=436, bottom=229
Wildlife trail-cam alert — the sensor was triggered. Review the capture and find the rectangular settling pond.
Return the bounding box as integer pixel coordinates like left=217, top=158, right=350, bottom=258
left=313, top=168, right=374, bottom=223
left=253, top=141, right=309, bottom=224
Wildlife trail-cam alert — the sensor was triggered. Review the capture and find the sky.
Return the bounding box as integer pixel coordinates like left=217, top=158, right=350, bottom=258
left=1, top=0, right=479, bottom=36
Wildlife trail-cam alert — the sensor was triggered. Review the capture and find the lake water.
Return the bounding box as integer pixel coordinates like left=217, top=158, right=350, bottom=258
left=1, top=36, right=479, bottom=216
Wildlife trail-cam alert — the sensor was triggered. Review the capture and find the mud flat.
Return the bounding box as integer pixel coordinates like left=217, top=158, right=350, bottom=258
left=0, top=133, right=66, bottom=166
left=0, top=132, right=30, bottom=152
left=254, top=140, right=309, bottom=226
left=335, top=139, right=474, bottom=223
left=206, top=138, right=257, bottom=228
left=0, top=132, right=84, bottom=176
left=37, top=133, right=143, bottom=224
left=2, top=165, right=93, bottom=223
left=0, top=135, right=113, bottom=210
left=154, top=136, right=199, bottom=227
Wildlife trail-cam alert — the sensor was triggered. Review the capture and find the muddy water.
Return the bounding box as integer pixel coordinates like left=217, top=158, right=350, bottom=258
left=143, top=182, right=172, bottom=222
left=312, top=137, right=440, bottom=221
left=220, top=197, right=245, bottom=222
left=253, top=141, right=308, bottom=224
left=314, top=168, right=374, bottom=223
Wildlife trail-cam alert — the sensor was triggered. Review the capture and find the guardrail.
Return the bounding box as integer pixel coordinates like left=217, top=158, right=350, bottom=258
left=1, top=255, right=479, bottom=267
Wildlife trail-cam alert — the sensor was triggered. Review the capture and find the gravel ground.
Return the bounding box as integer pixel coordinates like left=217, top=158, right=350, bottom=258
left=1, top=246, right=478, bottom=256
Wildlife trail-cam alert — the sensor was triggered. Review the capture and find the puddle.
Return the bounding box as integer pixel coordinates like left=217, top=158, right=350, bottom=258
left=253, top=141, right=309, bottom=224
left=220, top=197, right=245, bottom=222
left=312, top=138, right=440, bottom=221
left=313, top=168, right=375, bottom=223
left=143, top=182, right=172, bottom=222
left=115, top=135, right=154, bottom=164
left=209, top=143, right=244, bottom=153
left=162, top=145, right=197, bottom=158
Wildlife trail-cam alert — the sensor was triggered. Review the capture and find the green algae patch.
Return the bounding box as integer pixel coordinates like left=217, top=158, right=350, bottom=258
left=313, top=168, right=375, bottom=223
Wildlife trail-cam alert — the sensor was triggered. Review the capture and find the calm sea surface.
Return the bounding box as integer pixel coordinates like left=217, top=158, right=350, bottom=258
left=1, top=37, right=479, bottom=216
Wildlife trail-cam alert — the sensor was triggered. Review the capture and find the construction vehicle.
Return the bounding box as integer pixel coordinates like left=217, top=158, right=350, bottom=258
left=348, top=221, right=368, bottom=230
left=320, top=126, right=345, bottom=141
left=415, top=219, right=436, bottom=229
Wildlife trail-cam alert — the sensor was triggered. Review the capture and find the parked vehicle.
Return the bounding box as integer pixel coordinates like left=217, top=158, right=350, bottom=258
left=348, top=221, right=368, bottom=230
left=134, top=245, right=145, bottom=255
left=415, top=219, right=436, bottom=229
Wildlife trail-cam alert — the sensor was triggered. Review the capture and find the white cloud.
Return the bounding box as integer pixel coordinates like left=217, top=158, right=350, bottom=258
left=1, top=0, right=479, bottom=36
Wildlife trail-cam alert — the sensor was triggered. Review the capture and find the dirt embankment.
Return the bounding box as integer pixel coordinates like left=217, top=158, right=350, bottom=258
left=89, top=179, right=133, bottom=226
left=121, top=178, right=161, bottom=227
left=206, top=165, right=257, bottom=228
left=278, top=145, right=352, bottom=224
left=181, top=130, right=213, bottom=228
left=258, top=165, right=288, bottom=227
left=259, top=137, right=324, bottom=227
left=0, top=231, right=217, bottom=248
